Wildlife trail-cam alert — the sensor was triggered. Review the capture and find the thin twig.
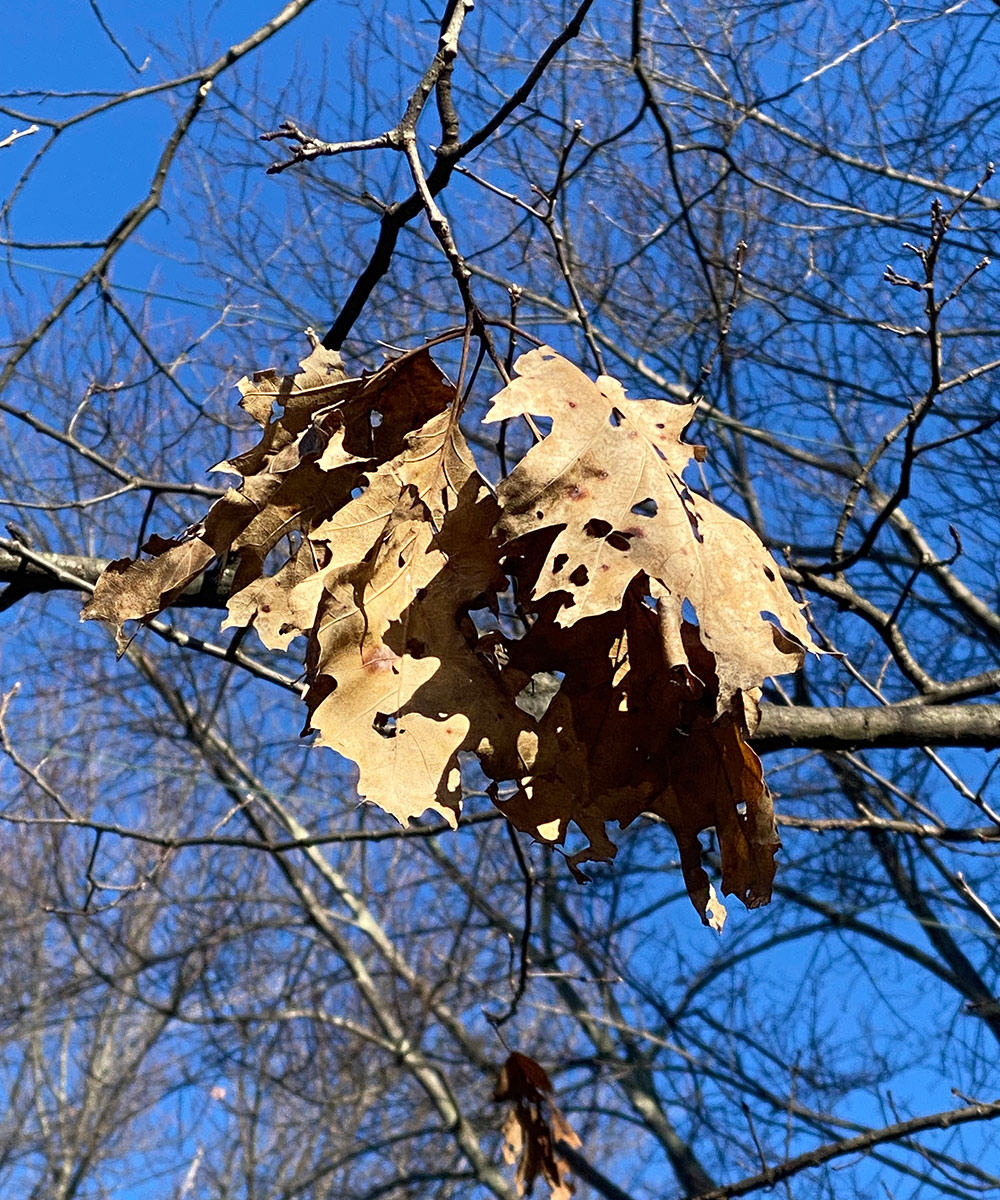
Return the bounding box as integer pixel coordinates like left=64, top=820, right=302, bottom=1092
left=483, top=822, right=534, bottom=1029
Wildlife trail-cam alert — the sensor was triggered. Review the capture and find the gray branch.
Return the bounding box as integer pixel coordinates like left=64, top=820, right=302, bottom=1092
left=753, top=704, right=1000, bottom=751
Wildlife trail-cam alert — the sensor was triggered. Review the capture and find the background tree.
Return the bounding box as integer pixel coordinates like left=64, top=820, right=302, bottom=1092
left=1, top=1, right=1000, bottom=1197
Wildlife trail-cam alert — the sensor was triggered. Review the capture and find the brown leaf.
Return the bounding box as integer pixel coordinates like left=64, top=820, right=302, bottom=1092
left=303, top=477, right=538, bottom=826
left=81, top=488, right=258, bottom=653
left=497, top=590, right=778, bottom=922
left=493, top=1053, right=581, bottom=1200
left=302, top=488, right=463, bottom=825
left=82, top=347, right=452, bottom=650
left=652, top=708, right=779, bottom=919
left=220, top=343, right=355, bottom=477
left=485, top=347, right=812, bottom=710
left=481, top=349, right=803, bottom=917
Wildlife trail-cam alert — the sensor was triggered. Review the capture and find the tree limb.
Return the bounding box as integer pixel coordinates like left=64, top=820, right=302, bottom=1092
left=686, top=1097, right=1000, bottom=1200
left=753, top=704, right=1000, bottom=751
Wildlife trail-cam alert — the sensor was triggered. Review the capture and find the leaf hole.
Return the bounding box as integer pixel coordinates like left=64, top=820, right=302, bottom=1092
left=515, top=670, right=564, bottom=719
left=584, top=518, right=612, bottom=539
left=606, top=531, right=632, bottom=552
left=631, top=498, right=657, bottom=517
left=373, top=713, right=397, bottom=738
left=569, top=563, right=589, bottom=586
left=763, top=565, right=775, bottom=582
left=608, top=407, right=624, bottom=427
left=552, top=552, right=569, bottom=574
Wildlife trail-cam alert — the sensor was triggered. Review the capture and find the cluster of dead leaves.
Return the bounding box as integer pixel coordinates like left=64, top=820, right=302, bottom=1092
left=494, top=1052, right=580, bottom=1200
left=82, top=342, right=811, bottom=927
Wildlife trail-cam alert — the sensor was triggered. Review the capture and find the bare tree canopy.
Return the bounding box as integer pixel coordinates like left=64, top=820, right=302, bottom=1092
left=1, top=2, right=999, bottom=1197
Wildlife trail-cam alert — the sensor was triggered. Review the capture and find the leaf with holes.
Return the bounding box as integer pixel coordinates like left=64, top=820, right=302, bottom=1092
left=82, top=338, right=812, bottom=922
left=485, top=347, right=811, bottom=711
left=83, top=344, right=454, bottom=650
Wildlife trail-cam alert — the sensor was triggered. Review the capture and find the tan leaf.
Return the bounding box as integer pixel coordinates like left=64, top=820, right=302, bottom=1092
left=82, top=347, right=453, bottom=650
left=277, top=399, right=530, bottom=826
left=485, top=347, right=812, bottom=710
left=221, top=541, right=324, bottom=652
left=304, top=481, right=536, bottom=825
left=226, top=400, right=500, bottom=652
left=81, top=488, right=257, bottom=652
left=493, top=1052, right=581, bottom=1200
left=220, top=343, right=356, bottom=478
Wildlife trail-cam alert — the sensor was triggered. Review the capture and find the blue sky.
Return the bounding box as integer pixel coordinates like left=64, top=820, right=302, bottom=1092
left=3, top=3, right=1000, bottom=1197
left=2, top=1, right=360, bottom=329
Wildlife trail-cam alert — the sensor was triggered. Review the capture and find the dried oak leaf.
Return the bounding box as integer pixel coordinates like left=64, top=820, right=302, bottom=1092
left=299, top=414, right=539, bottom=826
left=81, top=492, right=260, bottom=653
left=302, top=489, right=462, bottom=825
left=81, top=345, right=451, bottom=651
left=493, top=1052, right=581, bottom=1200
left=211, top=345, right=454, bottom=600
left=484, top=347, right=812, bottom=711
left=497, top=587, right=777, bottom=923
